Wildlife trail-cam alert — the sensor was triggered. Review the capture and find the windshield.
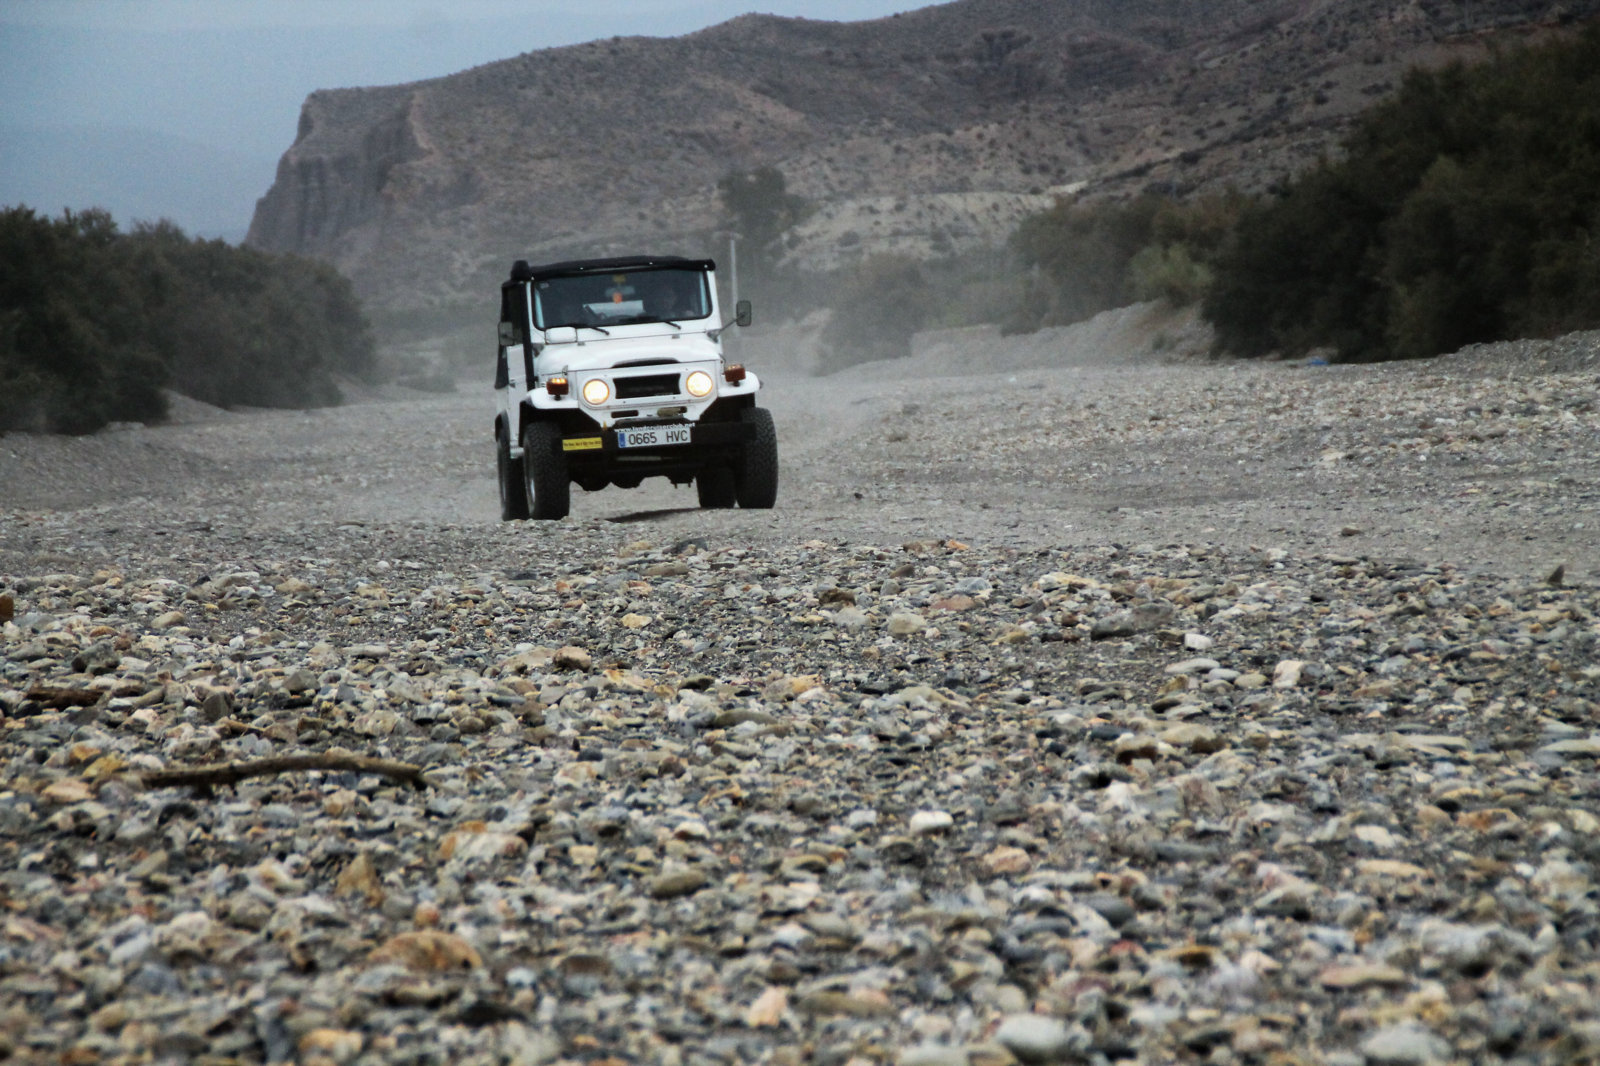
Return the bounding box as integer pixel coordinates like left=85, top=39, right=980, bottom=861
left=533, top=268, right=711, bottom=330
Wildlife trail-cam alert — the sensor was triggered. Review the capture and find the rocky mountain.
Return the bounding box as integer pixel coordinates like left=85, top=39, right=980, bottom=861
left=246, top=0, right=1596, bottom=312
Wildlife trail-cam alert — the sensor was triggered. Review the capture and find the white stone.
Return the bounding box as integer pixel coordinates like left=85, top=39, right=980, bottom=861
left=1360, top=1022, right=1450, bottom=1065
left=995, top=1013, right=1079, bottom=1064
left=887, top=611, right=928, bottom=636
left=1353, top=825, right=1400, bottom=849
left=1273, top=659, right=1305, bottom=688
left=833, top=606, right=868, bottom=629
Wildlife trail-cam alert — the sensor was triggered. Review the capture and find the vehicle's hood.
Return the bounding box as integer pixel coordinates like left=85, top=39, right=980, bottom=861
left=535, top=331, right=720, bottom=375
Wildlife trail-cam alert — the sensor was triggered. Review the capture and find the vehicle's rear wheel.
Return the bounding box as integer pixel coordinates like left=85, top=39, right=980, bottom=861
left=498, top=430, right=529, bottom=521
left=521, top=421, right=571, bottom=520
left=735, top=406, right=778, bottom=509
left=696, top=465, right=736, bottom=508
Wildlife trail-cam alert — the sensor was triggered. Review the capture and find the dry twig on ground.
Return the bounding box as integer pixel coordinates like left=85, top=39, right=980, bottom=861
left=25, top=686, right=103, bottom=709
left=141, top=753, right=432, bottom=794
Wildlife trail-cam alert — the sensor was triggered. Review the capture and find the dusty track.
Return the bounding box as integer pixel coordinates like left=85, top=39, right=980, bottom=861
left=3, top=315, right=1597, bottom=582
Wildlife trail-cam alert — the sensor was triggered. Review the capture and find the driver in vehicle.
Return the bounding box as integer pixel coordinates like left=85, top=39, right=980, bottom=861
left=656, top=277, right=702, bottom=322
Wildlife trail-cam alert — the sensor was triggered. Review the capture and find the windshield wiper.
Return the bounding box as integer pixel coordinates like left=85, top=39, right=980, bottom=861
left=615, top=314, right=683, bottom=328
left=576, top=323, right=610, bottom=335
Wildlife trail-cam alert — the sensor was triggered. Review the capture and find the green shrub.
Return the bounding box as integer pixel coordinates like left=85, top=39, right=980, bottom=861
left=0, top=207, right=377, bottom=434
left=1205, top=25, right=1600, bottom=361
left=1129, top=243, right=1213, bottom=305
left=1010, top=195, right=1160, bottom=330
left=1203, top=165, right=1386, bottom=359
left=1009, top=190, right=1244, bottom=334
left=0, top=208, right=170, bottom=434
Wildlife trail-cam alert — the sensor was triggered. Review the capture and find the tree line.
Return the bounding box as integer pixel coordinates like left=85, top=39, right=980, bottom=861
left=0, top=208, right=377, bottom=435
left=1206, top=23, right=1600, bottom=361
left=717, top=24, right=1600, bottom=368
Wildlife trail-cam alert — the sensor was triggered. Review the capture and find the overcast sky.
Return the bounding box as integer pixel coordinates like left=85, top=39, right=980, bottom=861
left=0, top=0, right=931, bottom=237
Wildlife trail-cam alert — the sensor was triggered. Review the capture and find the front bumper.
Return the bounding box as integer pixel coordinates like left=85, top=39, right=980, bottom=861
left=552, top=418, right=754, bottom=484
left=560, top=420, right=755, bottom=455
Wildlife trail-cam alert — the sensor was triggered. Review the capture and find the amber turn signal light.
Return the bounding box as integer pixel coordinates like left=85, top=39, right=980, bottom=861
left=724, top=364, right=746, bottom=384
left=546, top=376, right=569, bottom=397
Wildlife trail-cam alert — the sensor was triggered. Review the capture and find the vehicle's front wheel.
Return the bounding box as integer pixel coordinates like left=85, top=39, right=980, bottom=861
left=696, top=465, right=736, bottom=508
left=735, top=406, right=778, bottom=509
left=498, top=430, right=529, bottom=521
left=521, top=421, right=571, bottom=520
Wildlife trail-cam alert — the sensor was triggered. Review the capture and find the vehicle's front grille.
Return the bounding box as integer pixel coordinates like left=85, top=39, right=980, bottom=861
left=615, top=374, right=680, bottom=400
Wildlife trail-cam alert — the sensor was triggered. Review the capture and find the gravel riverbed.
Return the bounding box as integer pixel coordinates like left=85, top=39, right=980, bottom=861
left=1, top=323, right=1598, bottom=1065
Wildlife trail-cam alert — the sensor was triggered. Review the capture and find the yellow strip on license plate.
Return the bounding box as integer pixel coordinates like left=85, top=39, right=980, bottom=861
left=562, top=436, right=603, bottom=452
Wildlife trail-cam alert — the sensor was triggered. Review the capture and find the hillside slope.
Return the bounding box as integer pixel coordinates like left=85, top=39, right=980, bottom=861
left=246, top=0, right=1596, bottom=310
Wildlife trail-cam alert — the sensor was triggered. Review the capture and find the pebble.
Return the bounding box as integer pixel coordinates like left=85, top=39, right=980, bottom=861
left=368, top=931, right=482, bottom=972
left=649, top=869, right=708, bottom=898
left=1360, top=1023, right=1451, bottom=1066
left=888, top=611, right=928, bottom=636
left=995, top=1014, right=1085, bottom=1064
left=909, top=810, right=955, bottom=835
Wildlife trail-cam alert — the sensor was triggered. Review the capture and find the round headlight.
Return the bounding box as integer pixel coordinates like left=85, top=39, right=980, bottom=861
left=581, top=378, right=610, bottom=406
left=685, top=370, right=715, bottom=398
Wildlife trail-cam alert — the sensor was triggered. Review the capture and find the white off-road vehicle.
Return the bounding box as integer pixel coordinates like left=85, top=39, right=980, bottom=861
left=493, top=255, right=778, bottom=520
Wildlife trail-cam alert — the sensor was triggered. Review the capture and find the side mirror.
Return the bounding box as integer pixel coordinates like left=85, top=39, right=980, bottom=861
left=498, top=320, right=516, bottom=346
left=735, top=300, right=752, bottom=328
left=545, top=326, right=579, bottom=345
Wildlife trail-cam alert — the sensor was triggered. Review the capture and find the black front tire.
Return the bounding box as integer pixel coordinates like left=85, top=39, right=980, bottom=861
left=521, top=422, right=571, bottom=520
left=696, top=465, right=737, bottom=508
left=735, top=406, right=779, bottom=509
left=498, top=431, right=529, bottom=521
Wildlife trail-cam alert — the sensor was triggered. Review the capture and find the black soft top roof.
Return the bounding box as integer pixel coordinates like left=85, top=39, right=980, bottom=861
left=507, top=255, right=716, bottom=284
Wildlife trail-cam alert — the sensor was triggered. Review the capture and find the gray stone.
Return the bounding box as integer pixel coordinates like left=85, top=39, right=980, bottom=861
left=1360, top=1023, right=1450, bottom=1065
left=995, top=1014, right=1086, bottom=1064
left=1091, top=600, right=1175, bottom=640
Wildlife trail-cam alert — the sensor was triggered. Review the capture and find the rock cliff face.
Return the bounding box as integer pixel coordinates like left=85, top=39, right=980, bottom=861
left=245, top=0, right=1598, bottom=311
left=250, top=92, right=426, bottom=252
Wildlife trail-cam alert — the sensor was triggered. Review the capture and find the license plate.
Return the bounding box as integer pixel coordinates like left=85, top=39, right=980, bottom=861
left=616, top=425, right=692, bottom=449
